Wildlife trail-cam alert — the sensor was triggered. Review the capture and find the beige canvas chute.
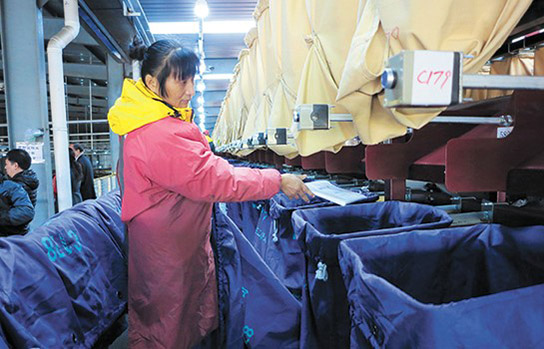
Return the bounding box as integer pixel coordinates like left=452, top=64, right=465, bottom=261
left=256, top=0, right=301, bottom=158
left=238, top=28, right=269, bottom=156
left=233, top=49, right=251, bottom=143
left=237, top=33, right=258, bottom=148
left=213, top=95, right=230, bottom=146
left=230, top=78, right=248, bottom=143
left=293, top=0, right=359, bottom=156
left=267, top=0, right=312, bottom=158
left=253, top=0, right=278, bottom=147
left=254, top=0, right=277, bottom=94
left=336, top=0, right=405, bottom=144
left=337, top=0, right=532, bottom=144
left=218, top=53, right=248, bottom=149
left=214, top=96, right=230, bottom=145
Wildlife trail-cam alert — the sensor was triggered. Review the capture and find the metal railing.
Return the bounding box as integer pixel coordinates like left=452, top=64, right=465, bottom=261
left=93, top=174, right=118, bottom=197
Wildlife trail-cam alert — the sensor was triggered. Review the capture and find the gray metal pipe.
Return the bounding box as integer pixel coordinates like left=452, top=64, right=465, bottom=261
left=431, top=115, right=513, bottom=126
left=463, top=74, right=544, bottom=90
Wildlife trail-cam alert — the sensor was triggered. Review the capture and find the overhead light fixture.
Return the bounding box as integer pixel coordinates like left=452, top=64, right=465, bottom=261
left=194, top=0, right=209, bottom=19
left=149, top=20, right=256, bottom=34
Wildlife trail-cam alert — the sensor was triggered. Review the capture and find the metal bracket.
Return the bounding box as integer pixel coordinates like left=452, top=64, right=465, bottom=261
left=294, top=104, right=353, bottom=131
left=252, top=132, right=266, bottom=146
left=267, top=128, right=295, bottom=145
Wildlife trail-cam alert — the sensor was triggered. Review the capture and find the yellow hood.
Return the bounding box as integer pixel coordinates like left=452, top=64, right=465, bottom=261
left=108, top=79, right=193, bottom=136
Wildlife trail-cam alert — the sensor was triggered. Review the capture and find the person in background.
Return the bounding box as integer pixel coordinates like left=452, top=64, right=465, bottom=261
left=70, top=143, right=97, bottom=200
left=108, top=39, right=313, bottom=348
left=0, top=175, right=34, bottom=236
left=68, top=148, right=83, bottom=205
left=4, top=149, right=39, bottom=207
left=202, top=130, right=215, bottom=152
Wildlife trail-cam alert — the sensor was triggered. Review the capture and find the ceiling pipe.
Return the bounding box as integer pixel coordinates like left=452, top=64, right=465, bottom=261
left=47, top=0, right=80, bottom=211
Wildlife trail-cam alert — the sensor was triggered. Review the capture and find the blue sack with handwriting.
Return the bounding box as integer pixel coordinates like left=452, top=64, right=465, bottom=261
left=0, top=191, right=126, bottom=347
left=212, top=205, right=300, bottom=348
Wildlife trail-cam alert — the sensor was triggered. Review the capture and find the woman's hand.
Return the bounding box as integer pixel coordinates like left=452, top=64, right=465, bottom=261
left=280, top=174, right=315, bottom=202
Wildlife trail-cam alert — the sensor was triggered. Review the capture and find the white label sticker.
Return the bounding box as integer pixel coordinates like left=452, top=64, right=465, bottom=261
left=411, top=51, right=455, bottom=106
left=497, top=127, right=513, bottom=139
left=15, top=142, right=45, bottom=164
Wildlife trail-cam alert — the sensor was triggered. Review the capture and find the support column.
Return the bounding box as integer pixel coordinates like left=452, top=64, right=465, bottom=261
left=107, top=55, right=124, bottom=173
left=1, top=0, right=55, bottom=227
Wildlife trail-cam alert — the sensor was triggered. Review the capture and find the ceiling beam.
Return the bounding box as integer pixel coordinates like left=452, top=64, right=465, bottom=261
left=43, top=17, right=99, bottom=46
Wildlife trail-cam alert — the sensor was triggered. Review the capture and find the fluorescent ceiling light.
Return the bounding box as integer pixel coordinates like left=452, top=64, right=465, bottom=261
left=511, top=28, right=544, bottom=44
left=149, top=21, right=255, bottom=34
left=194, top=0, right=209, bottom=18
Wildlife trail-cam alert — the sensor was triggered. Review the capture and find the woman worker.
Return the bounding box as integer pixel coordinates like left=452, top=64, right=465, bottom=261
left=107, top=40, right=313, bottom=348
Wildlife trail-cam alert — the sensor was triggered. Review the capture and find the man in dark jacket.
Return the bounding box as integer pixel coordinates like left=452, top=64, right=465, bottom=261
left=70, top=144, right=96, bottom=200
left=4, top=149, right=39, bottom=207
left=0, top=176, right=34, bottom=236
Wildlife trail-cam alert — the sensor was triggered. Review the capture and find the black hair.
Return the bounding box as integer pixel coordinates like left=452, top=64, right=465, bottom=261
left=69, top=148, right=83, bottom=182
left=129, top=37, right=199, bottom=98
left=72, top=143, right=84, bottom=152
left=6, top=149, right=31, bottom=170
